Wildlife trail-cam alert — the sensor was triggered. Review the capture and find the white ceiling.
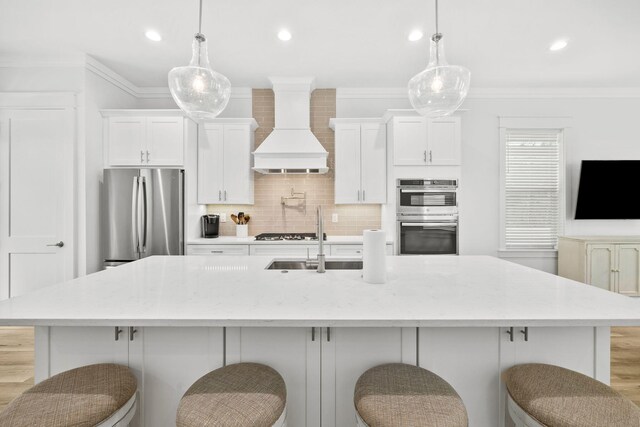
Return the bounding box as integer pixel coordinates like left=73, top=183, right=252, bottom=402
left=1, top=0, right=639, bottom=89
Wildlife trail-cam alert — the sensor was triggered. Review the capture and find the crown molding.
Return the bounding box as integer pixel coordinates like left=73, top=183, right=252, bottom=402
left=0, top=55, right=252, bottom=101
left=337, top=87, right=640, bottom=100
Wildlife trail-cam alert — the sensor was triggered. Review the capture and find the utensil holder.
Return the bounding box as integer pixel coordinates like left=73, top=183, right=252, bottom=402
left=236, top=224, right=248, bottom=238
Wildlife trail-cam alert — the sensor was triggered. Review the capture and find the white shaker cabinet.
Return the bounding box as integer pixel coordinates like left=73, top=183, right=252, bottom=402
left=330, top=119, right=386, bottom=204
left=103, top=111, right=186, bottom=167
left=198, top=119, right=257, bottom=204
left=384, top=111, right=461, bottom=166
left=558, top=236, right=640, bottom=296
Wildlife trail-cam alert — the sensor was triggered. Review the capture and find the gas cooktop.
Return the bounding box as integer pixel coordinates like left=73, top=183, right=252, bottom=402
left=254, top=233, right=327, bottom=241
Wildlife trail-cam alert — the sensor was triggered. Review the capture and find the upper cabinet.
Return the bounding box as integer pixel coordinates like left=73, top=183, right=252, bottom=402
left=103, top=111, right=186, bottom=167
left=384, top=111, right=461, bottom=166
left=198, top=119, right=257, bottom=205
left=330, top=119, right=387, bottom=204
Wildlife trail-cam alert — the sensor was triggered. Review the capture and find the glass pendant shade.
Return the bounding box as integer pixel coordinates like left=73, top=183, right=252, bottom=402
left=408, top=35, right=470, bottom=117
left=168, top=34, right=231, bottom=121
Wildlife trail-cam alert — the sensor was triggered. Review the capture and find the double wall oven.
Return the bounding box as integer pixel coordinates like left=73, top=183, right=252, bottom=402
left=396, top=179, right=459, bottom=255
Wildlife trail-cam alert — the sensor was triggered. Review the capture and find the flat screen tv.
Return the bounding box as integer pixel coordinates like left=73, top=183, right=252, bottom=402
left=575, top=160, right=640, bottom=219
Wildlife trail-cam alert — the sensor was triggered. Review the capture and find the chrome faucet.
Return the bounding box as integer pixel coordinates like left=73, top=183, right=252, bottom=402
left=316, top=205, right=325, bottom=273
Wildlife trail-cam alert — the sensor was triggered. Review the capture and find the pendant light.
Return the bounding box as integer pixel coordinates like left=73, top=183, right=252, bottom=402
left=408, top=0, right=470, bottom=117
left=168, top=0, right=231, bottom=121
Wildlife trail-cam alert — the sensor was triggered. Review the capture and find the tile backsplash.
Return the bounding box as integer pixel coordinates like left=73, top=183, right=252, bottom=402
left=207, top=88, right=381, bottom=236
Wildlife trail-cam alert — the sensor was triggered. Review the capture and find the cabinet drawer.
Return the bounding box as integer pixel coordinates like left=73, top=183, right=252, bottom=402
left=330, top=245, right=364, bottom=256
left=250, top=245, right=319, bottom=257
left=187, top=245, right=249, bottom=256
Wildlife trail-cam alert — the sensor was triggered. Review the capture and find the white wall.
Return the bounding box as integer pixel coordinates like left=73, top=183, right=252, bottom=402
left=82, top=70, right=138, bottom=274
left=337, top=91, right=640, bottom=273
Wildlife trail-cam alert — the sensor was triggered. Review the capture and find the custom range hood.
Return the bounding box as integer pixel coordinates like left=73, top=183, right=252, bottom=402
left=253, top=77, right=328, bottom=174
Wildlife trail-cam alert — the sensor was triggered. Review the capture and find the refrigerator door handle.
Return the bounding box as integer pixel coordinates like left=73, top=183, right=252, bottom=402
left=131, top=176, right=139, bottom=253
left=139, top=176, right=148, bottom=253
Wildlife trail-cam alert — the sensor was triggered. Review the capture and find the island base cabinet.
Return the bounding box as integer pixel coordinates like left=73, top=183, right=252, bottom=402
left=419, top=327, right=610, bottom=427
left=128, top=327, right=224, bottom=427
left=226, top=327, right=320, bottom=427
left=35, top=327, right=225, bottom=427
left=321, top=327, right=417, bottom=427
left=35, top=326, right=129, bottom=382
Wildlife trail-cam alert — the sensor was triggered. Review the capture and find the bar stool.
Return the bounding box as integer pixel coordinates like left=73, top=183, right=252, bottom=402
left=354, top=363, right=468, bottom=427
left=177, top=362, right=287, bottom=427
left=0, top=363, right=137, bottom=427
left=503, top=363, right=640, bottom=427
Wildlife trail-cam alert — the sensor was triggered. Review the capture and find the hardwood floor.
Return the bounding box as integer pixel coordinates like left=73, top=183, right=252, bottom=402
left=611, top=326, right=640, bottom=406
left=0, top=327, right=34, bottom=411
left=0, top=326, right=637, bottom=411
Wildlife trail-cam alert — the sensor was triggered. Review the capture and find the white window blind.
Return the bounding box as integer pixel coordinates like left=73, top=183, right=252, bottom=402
left=504, top=130, right=562, bottom=249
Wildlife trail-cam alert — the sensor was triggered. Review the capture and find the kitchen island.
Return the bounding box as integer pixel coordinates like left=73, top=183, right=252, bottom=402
left=0, top=255, right=638, bottom=427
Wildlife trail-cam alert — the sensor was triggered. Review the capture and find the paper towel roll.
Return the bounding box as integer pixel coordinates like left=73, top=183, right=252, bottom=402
left=363, top=229, right=387, bottom=284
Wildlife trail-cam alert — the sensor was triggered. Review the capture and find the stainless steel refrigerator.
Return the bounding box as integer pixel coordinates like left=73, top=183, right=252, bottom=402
left=103, top=169, right=184, bottom=269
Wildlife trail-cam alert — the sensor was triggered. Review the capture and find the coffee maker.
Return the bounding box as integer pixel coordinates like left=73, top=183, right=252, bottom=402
left=200, top=215, right=220, bottom=238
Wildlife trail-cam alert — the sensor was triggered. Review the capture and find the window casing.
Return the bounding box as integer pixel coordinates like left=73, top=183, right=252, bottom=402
left=499, top=118, right=568, bottom=251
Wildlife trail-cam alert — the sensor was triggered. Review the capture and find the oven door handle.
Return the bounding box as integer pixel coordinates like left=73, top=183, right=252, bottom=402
left=401, top=222, right=458, bottom=227
left=400, top=189, right=454, bottom=193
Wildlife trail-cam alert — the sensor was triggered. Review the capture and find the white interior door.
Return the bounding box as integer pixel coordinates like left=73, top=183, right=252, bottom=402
left=0, top=108, right=74, bottom=299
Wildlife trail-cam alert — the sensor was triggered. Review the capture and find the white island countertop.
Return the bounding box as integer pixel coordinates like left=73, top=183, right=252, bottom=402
left=0, top=255, right=638, bottom=327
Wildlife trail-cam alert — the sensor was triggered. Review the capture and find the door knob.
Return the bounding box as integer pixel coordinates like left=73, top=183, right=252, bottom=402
left=47, top=241, right=64, bottom=248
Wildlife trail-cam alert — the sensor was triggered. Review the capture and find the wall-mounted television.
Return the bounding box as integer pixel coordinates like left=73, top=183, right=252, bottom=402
left=575, top=160, right=640, bottom=220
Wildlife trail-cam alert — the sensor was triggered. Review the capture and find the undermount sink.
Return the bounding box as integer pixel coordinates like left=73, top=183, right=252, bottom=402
left=266, top=259, right=363, bottom=270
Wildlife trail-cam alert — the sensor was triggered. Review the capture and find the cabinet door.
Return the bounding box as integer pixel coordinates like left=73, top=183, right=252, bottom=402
left=420, top=328, right=501, bottom=427
left=334, top=124, right=362, bottom=204
left=222, top=125, right=254, bottom=204
left=616, top=244, right=640, bottom=296
left=427, top=116, right=461, bottom=165
left=107, top=117, right=145, bottom=166
left=360, top=123, right=387, bottom=203
left=392, top=117, right=427, bottom=166
left=198, top=124, right=225, bottom=204
left=226, top=327, right=320, bottom=427
left=322, top=328, right=416, bottom=427
left=40, top=327, right=129, bottom=380
left=250, top=244, right=319, bottom=257
left=146, top=117, right=184, bottom=166
left=128, top=327, right=224, bottom=427
left=587, top=244, right=616, bottom=291
left=186, top=244, right=250, bottom=256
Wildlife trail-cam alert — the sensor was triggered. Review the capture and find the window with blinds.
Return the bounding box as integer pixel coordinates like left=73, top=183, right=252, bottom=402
left=504, top=130, right=562, bottom=249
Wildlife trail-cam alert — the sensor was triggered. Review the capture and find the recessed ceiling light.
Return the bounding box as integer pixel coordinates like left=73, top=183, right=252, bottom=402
left=145, top=30, right=162, bottom=42
left=549, top=39, right=568, bottom=51
left=278, top=29, right=292, bottom=41
left=408, top=30, right=424, bottom=42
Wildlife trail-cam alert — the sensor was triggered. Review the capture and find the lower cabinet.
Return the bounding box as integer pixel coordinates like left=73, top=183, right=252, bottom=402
left=186, top=244, right=249, bottom=256
left=226, top=327, right=417, bottom=427
left=419, top=327, right=608, bottom=427
left=249, top=245, right=319, bottom=257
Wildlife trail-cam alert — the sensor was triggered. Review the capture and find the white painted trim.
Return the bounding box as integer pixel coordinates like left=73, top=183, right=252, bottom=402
left=499, top=116, right=573, bottom=129
left=337, top=87, right=640, bottom=99
left=498, top=250, right=558, bottom=259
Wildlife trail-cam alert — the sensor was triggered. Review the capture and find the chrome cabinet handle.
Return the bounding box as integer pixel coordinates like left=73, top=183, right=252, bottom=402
left=506, top=327, right=514, bottom=342
left=115, top=327, right=123, bottom=341
left=327, top=327, right=331, bottom=342
left=210, top=250, right=223, bottom=254
left=429, top=150, right=433, bottom=163
left=46, top=241, right=64, bottom=247
left=224, top=190, right=227, bottom=201
left=424, top=150, right=427, bottom=163
left=129, top=327, right=137, bottom=341
left=311, top=327, right=316, bottom=342
left=140, top=150, right=144, bottom=163
left=362, top=190, right=366, bottom=201
left=357, top=190, right=360, bottom=201
left=218, top=190, right=222, bottom=201
left=520, top=327, right=529, bottom=342
left=146, top=150, right=150, bottom=163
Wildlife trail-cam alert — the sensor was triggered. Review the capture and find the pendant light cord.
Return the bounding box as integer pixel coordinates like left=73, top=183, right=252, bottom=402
left=198, top=0, right=203, bottom=34
left=435, top=0, right=439, bottom=36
